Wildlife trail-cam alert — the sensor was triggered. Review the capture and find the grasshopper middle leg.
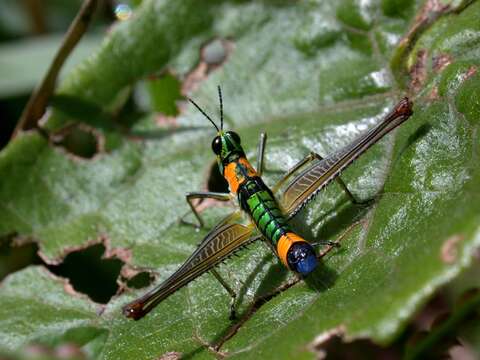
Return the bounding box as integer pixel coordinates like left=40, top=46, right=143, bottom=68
left=181, top=192, right=232, bottom=229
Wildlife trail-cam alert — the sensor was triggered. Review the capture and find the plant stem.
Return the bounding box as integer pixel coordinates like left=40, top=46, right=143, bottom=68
left=11, top=0, right=100, bottom=141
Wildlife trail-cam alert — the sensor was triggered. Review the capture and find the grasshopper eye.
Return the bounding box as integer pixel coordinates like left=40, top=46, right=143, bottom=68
left=211, top=136, right=222, bottom=155
left=227, top=131, right=241, bottom=144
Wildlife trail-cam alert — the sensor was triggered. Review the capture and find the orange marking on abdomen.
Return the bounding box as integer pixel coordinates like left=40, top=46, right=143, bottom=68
left=277, top=232, right=308, bottom=268
left=223, top=157, right=258, bottom=194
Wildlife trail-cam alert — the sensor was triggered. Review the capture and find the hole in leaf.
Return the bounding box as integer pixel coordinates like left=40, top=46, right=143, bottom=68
left=315, top=335, right=404, bottom=359
left=55, top=125, right=99, bottom=159
left=201, top=38, right=230, bottom=66
left=137, top=72, right=183, bottom=116
left=0, top=236, right=129, bottom=304
left=0, top=234, right=42, bottom=281
left=0, top=95, right=29, bottom=151
left=183, top=38, right=234, bottom=94
left=48, top=244, right=123, bottom=304
left=125, top=271, right=155, bottom=289
left=207, top=162, right=229, bottom=193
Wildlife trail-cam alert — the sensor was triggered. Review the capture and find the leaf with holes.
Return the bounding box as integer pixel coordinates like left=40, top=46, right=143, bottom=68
left=1, top=1, right=480, bottom=359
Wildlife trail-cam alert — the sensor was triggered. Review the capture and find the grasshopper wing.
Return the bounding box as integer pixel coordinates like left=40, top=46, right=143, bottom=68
left=279, top=156, right=343, bottom=217
left=278, top=98, right=413, bottom=217
left=123, top=212, right=258, bottom=320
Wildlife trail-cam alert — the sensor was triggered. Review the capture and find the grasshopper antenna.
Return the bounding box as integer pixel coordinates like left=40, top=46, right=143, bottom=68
left=188, top=97, right=220, bottom=132
left=218, top=85, right=224, bottom=131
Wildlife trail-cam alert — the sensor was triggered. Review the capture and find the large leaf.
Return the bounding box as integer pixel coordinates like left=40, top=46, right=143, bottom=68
left=1, top=0, right=480, bottom=359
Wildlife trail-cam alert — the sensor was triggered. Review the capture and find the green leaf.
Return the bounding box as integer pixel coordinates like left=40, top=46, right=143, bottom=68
left=1, top=0, right=480, bottom=359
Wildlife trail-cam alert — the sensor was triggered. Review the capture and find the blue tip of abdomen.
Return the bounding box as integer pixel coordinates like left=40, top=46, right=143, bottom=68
left=297, top=253, right=318, bottom=275
left=287, top=242, right=318, bottom=275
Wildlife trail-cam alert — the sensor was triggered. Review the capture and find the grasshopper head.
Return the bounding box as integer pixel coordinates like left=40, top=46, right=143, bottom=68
left=189, top=86, right=246, bottom=173
left=211, top=130, right=245, bottom=174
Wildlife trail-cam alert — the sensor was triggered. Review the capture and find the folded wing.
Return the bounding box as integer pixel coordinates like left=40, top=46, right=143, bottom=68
left=279, top=98, right=413, bottom=217
left=123, top=212, right=258, bottom=320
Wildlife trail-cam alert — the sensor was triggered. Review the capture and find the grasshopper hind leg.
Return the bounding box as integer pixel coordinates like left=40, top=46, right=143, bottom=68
left=334, top=175, right=372, bottom=206
left=314, top=221, right=362, bottom=259
left=210, top=268, right=238, bottom=320
left=256, top=132, right=267, bottom=176
left=311, top=240, right=341, bottom=248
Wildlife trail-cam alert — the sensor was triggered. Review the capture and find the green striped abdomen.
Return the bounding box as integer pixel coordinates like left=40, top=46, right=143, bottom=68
left=237, top=177, right=318, bottom=275
left=246, top=189, right=290, bottom=245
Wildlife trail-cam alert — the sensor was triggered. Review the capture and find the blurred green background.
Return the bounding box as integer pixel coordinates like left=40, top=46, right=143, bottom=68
left=1, top=1, right=479, bottom=359
left=0, top=0, right=123, bottom=149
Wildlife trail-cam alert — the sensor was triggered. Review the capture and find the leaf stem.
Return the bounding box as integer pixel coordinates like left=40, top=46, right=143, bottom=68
left=11, top=0, right=99, bottom=141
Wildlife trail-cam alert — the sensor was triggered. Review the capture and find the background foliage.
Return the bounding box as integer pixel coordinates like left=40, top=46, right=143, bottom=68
left=0, top=0, right=479, bottom=359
